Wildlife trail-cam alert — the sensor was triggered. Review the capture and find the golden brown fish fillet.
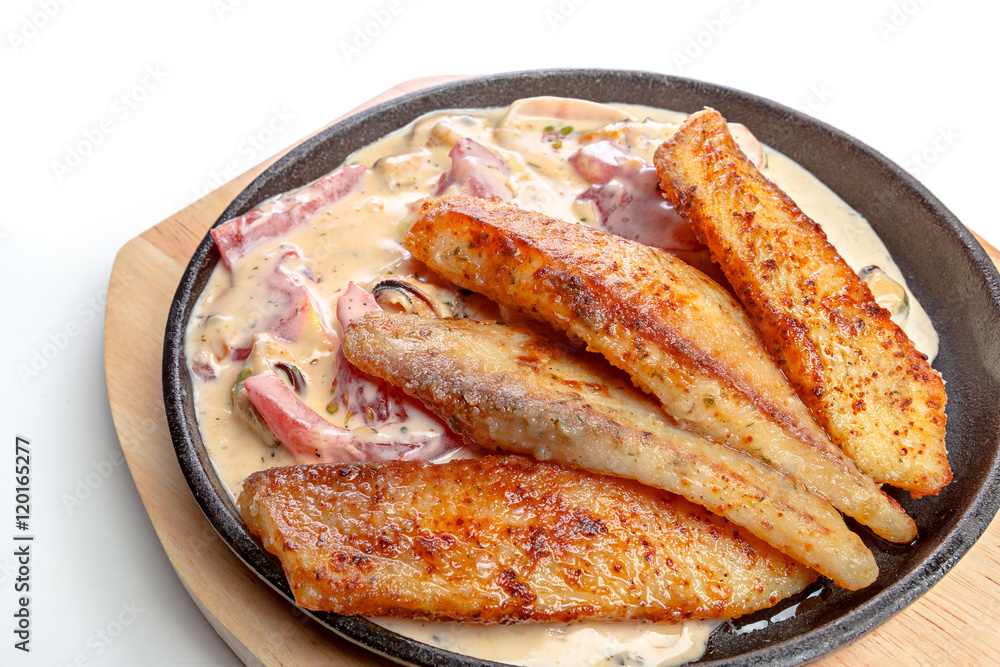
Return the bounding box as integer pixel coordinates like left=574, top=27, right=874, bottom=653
left=654, top=109, right=949, bottom=497
left=403, top=195, right=916, bottom=542
left=343, top=313, right=876, bottom=588
left=239, top=456, right=816, bottom=621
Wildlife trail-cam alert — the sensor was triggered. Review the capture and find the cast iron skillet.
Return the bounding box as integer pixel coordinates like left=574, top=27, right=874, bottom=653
left=163, top=69, right=1000, bottom=666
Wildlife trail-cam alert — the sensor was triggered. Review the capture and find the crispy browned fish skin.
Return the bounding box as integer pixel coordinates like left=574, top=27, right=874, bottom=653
left=239, top=456, right=815, bottom=621
left=654, top=109, right=950, bottom=497
left=403, top=195, right=915, bottom=542
left=344, top=313, right=875, bottom=588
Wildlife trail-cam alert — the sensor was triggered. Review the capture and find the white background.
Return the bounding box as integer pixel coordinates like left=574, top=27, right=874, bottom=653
left=1, top=0, right=997, bottom=665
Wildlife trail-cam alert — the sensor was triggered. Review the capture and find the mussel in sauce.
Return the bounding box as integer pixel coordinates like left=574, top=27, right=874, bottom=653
left=372, top=277, right=457, bottom=318
left=859, top=265, right=910, bottom=322
left=231, top=335, right=310, bottom=448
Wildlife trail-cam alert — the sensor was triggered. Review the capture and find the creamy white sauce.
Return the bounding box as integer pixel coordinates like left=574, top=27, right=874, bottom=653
left=185, top=97, right=939, bottom=667
left=374, top=617, right=721, bottom=667
left=763, top=150, right=937, bottom=359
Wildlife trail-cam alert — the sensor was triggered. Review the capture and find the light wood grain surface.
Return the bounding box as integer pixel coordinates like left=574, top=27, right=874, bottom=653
left=104, top=77, right=1000, bottom=667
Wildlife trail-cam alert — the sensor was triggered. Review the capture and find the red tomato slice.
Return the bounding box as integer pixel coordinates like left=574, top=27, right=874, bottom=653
left=212, top=164, right=369, bottom=270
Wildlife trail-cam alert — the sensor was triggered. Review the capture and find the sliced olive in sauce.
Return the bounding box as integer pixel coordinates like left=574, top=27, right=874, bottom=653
left=273, top=361, right=306, bottom=395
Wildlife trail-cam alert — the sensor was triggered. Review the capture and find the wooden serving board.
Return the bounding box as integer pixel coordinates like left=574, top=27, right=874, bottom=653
left=105, top=77, right=1000, bottom=667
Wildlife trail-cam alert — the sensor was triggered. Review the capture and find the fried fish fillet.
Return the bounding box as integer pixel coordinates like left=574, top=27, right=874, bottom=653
left=343, top=313, right=876, bottom=588
left=239, top=456, right=816, bottom=621
left=654, top=109, right=949, bottom=497
left=403, top=195, right=916, bottom=542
